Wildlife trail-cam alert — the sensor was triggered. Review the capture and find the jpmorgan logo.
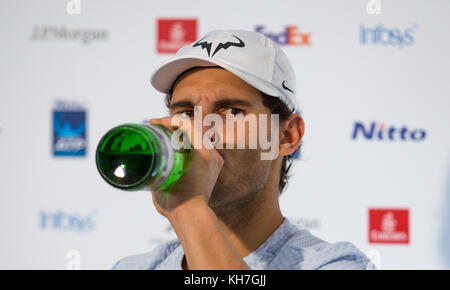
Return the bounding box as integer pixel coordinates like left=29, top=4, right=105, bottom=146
left=31, top=25, right=108, bottom=44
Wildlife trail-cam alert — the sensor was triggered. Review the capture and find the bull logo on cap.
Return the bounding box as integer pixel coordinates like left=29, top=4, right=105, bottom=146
left=192, top=34, right=245, bottom=57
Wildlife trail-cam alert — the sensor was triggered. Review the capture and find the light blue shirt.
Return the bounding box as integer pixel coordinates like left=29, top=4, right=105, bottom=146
left=113, top=218, right=374, bottom=270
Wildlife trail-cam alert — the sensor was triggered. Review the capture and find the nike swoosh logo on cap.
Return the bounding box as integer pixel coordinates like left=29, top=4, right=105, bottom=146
left=282, top=80, right=294, bottom=93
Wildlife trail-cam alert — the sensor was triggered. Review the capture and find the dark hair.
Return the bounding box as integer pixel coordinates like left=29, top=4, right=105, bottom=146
left=260, top=93, right=301, bottom=195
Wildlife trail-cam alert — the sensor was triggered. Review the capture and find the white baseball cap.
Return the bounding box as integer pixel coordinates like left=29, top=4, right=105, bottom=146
left=150, top=29, right=297, bottom=111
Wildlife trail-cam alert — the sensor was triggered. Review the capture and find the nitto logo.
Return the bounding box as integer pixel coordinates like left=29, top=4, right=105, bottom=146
left=360, top=24, right=417, bottom=48
left=40, top=210, right=97, bottom=232
left=255, top=25, right=311, bottom=46
left=352, top=121, right=426, bottom=141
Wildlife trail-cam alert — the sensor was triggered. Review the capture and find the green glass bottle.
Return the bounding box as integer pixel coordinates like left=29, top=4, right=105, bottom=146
left=95, top=123, right=191, bottom=192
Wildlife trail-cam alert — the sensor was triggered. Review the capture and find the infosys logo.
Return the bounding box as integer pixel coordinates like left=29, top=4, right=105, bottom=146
left=255, top=25, right=311, bottom=46
left=352, top=121, right=427, bottom=141
left=40, top=209, right=98, bottom=232
left=360, top=24, right=418, bottom=48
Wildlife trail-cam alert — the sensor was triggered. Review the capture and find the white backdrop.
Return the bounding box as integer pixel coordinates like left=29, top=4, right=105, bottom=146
left=0, top=0, right=449, bottom=269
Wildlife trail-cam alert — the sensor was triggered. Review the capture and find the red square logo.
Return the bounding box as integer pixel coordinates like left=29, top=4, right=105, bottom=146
left=157, top=19, right=197, bottom=54
left=369, top=208, right=409, bottom=244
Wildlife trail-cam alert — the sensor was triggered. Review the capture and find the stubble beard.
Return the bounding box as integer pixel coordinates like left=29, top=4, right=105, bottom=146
left=207, top=165, right=271, bottom=230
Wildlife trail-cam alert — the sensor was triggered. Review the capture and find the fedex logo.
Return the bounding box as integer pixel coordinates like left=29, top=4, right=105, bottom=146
left=255, top=25, right=311, bottom=46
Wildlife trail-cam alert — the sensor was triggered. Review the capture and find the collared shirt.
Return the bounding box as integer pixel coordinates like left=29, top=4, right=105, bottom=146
left=112, top=218, right=374, bottom=270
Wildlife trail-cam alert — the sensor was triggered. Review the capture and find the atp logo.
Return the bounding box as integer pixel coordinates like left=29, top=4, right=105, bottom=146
left=52, top=101, right=87, bottom=156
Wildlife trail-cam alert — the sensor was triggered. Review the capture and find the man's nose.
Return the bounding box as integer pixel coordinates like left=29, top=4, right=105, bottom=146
left=196, top=106, right=222, bottom=145
left=194, top=105, right=213, bottom=131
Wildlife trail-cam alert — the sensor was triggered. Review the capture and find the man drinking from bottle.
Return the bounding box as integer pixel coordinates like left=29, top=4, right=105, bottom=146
left=113, top=29, right=373, bottom=270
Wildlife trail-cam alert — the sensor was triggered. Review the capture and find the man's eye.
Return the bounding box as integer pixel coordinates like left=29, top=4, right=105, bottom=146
left=224, top=108, right=244, bottom=116
left=178, top=110, right=194, bottom=118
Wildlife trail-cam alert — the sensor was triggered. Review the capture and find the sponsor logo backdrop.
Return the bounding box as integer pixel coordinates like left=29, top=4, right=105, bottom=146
left=0, top=0, right=449, bottom=269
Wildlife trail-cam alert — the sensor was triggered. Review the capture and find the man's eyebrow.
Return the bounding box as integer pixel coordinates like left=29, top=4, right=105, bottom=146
left=213, top=98, right=254, bottom=108
left=170, top=100, right=194, bottom=111
left=170, top=98, right=255, bottom=111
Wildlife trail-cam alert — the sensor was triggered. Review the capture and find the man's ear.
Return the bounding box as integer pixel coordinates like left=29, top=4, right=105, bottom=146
left=279, top=113, right=304, bottom=156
